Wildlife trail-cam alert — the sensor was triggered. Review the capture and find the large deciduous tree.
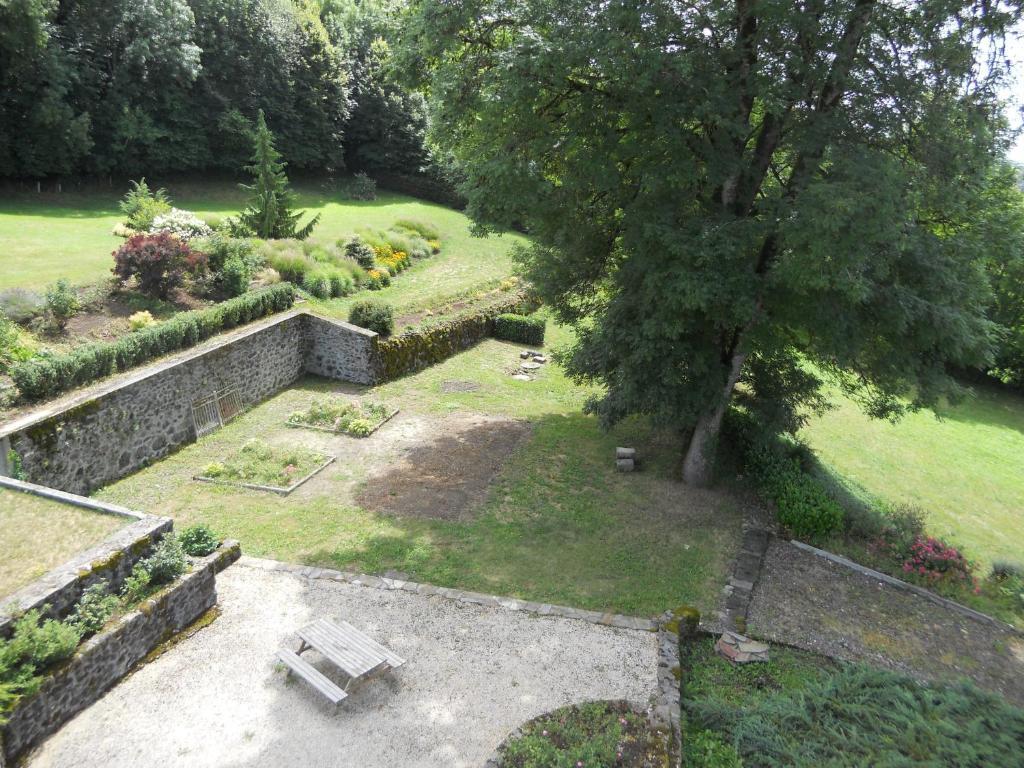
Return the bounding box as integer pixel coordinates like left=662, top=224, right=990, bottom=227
left=404, top=0, right=1023, bottom=485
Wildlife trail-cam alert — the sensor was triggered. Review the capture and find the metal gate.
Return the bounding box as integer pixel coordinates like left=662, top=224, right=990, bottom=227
left=191, top=387, right=245, bottom=438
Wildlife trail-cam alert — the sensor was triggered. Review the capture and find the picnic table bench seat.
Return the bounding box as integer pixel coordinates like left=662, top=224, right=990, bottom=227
left=280, top=618, right=405, bottom=705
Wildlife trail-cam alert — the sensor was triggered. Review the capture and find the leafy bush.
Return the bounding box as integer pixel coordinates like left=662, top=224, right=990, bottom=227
left=688, top=666, right=1024, bottom=767
left=128, top=310, right=156, bottom=331
left=898, top=536, right=976, bottom=588
left=682, top=730, right=742, bottom=768
left=120, top=178, right=171, bottom=231
left=112, top=233, right=207, bottom=299
left=179, top=524, right=219, bottom=557
left=301, top=270, right=332, bottom=299
left=10, top=284, right=295, bottom=400
left=119, top=563, right=151, bottom=604
left=349, top=300, right=394, bottom=336
left=364, top=268, right=391, bottom=289
left=0, top=311, right=34, bottom=373
left=747, top=445, right=844, bottom=539
left=344, top=236, right=376, bottom=269
left=67, top=581, right=119, bottom=635
left=5, top=609, right=81, bottom=671
left=493, top=313, right=546, bottom=346
left=394, top=218, right=440, bottom=240
left=0, top=288, right=45, bottom=323
left=267, top=252, right=312, bottom=284
left=345, top=172, right=377, bottom=200
left=143, top=535, right=187, bottom=586
left=149, top=208, right=213, bottom=241
left=44, top=279, right=79, bottom=331
left=202, top=234, right=262, bottom=298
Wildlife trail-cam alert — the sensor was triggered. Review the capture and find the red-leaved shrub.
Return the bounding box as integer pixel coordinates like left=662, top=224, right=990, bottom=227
left=112, top=233, right=206, bottom=299
left=900, top=535, right=977, bottom=589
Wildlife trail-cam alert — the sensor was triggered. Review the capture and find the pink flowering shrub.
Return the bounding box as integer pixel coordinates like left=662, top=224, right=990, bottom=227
left=900, top=536, right=977, bottom=590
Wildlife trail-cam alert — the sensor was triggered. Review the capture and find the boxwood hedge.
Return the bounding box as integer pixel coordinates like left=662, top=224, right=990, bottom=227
left=11, top=283, right=295, bottom=401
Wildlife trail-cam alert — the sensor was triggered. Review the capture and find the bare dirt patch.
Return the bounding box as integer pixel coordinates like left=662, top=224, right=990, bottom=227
left=356, top=414, right=532, bottom=520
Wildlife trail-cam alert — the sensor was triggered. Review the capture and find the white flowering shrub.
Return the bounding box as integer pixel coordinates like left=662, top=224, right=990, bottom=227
left=149, top=208, right=213, bottom=241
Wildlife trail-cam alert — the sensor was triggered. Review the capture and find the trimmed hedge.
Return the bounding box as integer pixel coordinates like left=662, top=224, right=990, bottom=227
left=493, top=313, right=545, bottom=346
left=348, top=300, right=394, bottom=337
left=11, top=284, right=295, bottom=401
left=376, top=291, right=531, bottom=381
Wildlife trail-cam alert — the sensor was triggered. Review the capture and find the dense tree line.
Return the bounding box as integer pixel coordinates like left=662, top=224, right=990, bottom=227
left=0, top=0, right=426, bottom=178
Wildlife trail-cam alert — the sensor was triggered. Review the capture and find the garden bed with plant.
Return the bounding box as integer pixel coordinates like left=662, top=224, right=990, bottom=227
left=0, top=526, right=232, bottom=764
left=678, top=634, right=1024, bottom=767
left=286, top=398, right=396, bottom=437
left=194, top=439, right=333, bottom=495
left=496, top=701, right=664, bottom=768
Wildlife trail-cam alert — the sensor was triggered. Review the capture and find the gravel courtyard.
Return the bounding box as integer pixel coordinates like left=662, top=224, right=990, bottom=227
left=26, top=558, right=658, bottom=768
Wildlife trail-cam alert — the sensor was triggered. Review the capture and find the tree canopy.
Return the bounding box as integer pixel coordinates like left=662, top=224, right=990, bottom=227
left=404, top=0, right=1024, bottom=484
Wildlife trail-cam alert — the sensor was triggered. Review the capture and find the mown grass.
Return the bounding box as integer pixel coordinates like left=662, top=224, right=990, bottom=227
left=0, top=488, right=125, bottom=598
left=802, top=380, right=1024, bottom=570
left=95, top=323, right=744, bottom=616
left=0, top=179, right=523, bottom=309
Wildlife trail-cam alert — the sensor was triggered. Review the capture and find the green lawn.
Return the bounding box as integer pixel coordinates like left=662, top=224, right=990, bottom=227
left=802, top=381, right=1024, bottom=569
left=0, top=488, right=126, bottom=598
left=0, top=179, right=523, bottom=304
left=95, top=323, right=744, bottom=617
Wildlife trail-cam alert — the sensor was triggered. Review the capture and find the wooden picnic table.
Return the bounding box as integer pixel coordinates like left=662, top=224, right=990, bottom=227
left=277, top=618, right=405, bottom=705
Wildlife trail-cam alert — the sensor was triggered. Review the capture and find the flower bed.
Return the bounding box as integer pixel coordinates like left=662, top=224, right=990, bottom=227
left=286, top=399, right=396, bottom=437
left=494, top=700, right=663, bottom=768
left=194, top=439, right=333, bottom=495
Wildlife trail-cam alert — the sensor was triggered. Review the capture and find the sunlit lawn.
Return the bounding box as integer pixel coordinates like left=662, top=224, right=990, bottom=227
left=802, top=381, right=1024, bottom=569
left=0, top=179, right=523, bottom=308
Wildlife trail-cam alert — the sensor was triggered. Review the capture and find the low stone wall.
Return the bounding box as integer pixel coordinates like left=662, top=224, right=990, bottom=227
left=374, top=291, right=533, bottom=382
left=0, top=312, right=309, bottom=495
left=305, top=314, right=378, bottom=385
left=0, top=541, right=240, bottom=766
left=0, top=477, right=170, bottom=639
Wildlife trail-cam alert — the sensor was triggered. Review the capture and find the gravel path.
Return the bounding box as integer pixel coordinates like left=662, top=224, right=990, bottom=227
left=747, top=538, right=1024, bottom=705
left=26, top=560, right=658, bottom=768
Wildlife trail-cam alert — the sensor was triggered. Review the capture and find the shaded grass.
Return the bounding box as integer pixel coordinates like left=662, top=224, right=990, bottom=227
left=801, top=381, right=1024, bottom=570
left=95, top=325, right=743, bottom=617
left=0, top=489, right=126, bottom=599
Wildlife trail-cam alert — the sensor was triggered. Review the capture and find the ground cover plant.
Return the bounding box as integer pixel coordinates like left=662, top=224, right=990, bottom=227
left=680, top=636, right=1024, bottom=767
left=287, top=399, right=393, bottom=437
left=198, top=439, right=329, bottom=491
left=96, top=322, right=744, bottom=617
left=0, top=488, right=126, bottom=599
left=500, top=701, right=662, bottom=768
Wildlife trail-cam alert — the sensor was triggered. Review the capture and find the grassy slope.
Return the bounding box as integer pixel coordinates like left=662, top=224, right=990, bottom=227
left=802, top=381, right=1024, bottom=569
left=96, top=323, right=744, bottom=616
left=0, top=488, right=125, bottom=598
left=0, top=180, right=523, bottom=303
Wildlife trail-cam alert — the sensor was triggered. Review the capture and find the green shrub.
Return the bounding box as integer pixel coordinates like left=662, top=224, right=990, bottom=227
left=44, top=279, right=80, bottom=331
left=267, top=252, right=312, bottom=283
left=202, top=234, right=262, bottom=298
left=349, top=300, right=394, bottom=336
left=120, top=563, right=151, bottom=604
left=128, top=310, right=157, bottom=331
left=493, top=314, right=546, bottom=346
left=301, top=270, right=332, bottom=299
left=345, top=172, right=377, bottom=200
left=143, top=535, right=187, bottom=585
left=344, top=236, right=376, bottom=269
left=382, top=230, right=430, bottom=260
left=10, top=284, right=295, bottom=400
left=179, top=524, right=219, bottom=557
left=748, top=445, right=844, bottom=539
left=119, top=178, right=171, bottom=231
left=327, top=271, right=353, bottom=298
left=7, top=609, right=81, bottom=670
left=394, top=218, right=441, bottom=240
left=0, top=310, right=34, bottom=373
left=688, top=666, right=1024, bottom=767
left=67, top=581, right=119, bottom=635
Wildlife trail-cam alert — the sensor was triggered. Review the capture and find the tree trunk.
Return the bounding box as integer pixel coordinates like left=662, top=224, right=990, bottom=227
left=681, top=350, right=747, bottom=487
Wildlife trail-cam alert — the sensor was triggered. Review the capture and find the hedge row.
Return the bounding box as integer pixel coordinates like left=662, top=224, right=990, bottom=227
left=11, top=283, right=295, bottom=401
left=493, top=313, right=546, bottom=346
left=375, top=291, right=533, bottom=381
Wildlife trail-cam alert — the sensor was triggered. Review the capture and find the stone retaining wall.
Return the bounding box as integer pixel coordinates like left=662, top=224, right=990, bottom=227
left=0, top=541, right=240, bottom=766
left=304, top=314, right=378, bottom=385
left=0, top=477, right=170, bottom=639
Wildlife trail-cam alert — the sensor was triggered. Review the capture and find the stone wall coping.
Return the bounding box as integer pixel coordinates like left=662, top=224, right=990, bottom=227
left=0, top=308, right=311, bottom=441
left=790, top=539, right=1022, bottom=635
left=0, top=475, right=147, bottom=520
left=304, top=312, right=379, bottom=340
left=236, top=556, right=659, bottom=632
